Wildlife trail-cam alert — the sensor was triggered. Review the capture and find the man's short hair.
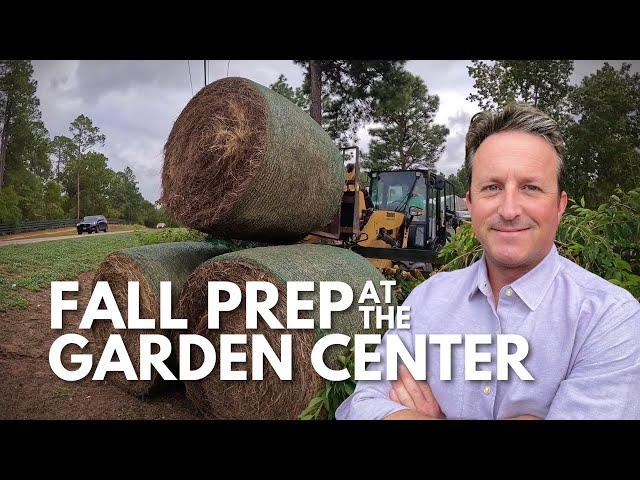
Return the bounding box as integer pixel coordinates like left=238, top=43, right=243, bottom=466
left=464, top=103, right=566, bottom=196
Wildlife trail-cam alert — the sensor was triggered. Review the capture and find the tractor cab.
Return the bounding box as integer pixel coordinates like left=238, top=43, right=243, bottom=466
left=368, top=170, right=457, bottom=250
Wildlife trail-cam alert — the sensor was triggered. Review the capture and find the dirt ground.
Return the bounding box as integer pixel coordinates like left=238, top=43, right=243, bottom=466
left=0, top=270, right=200, bottom=420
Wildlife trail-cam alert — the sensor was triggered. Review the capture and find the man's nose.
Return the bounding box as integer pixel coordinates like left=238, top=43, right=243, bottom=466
left=497, top=186, right=522, bottom=220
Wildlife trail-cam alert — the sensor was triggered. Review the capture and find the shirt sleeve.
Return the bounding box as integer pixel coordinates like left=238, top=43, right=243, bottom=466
left=546, top=300, right=640, bottom=420
left=335, top=286, right=424, bottom=420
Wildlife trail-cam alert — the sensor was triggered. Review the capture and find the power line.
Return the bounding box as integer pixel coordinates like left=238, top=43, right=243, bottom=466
left=187, top=60, right=193, bottom=95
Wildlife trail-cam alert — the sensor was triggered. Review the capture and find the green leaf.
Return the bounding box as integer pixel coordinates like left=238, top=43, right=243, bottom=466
left=345, top=382, right=355, bottom=396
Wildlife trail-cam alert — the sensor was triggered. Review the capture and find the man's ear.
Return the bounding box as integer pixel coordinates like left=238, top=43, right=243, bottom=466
left=558, top=190, right=568, bottom=222
left=465, top=191, right=472, bottom=214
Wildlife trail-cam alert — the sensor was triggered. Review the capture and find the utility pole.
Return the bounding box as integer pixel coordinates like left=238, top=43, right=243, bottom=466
left=309, top=61, right=322, bottom=125
left=204, top=60, right=207, bottom=86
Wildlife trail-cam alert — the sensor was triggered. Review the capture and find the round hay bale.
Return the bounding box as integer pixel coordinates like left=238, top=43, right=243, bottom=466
left=161, top=77, right=343, bottom=242
left=91, top=241, right=233, bottom=397
left=176, top=243, right=392, bottom=419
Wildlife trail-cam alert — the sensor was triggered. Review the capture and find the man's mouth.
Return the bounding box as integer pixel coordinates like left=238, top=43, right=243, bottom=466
left=490, top=227, right=531, bottom=236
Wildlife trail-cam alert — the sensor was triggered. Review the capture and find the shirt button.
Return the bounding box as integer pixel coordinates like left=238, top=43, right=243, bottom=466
left=483, top=386, right=492, bottom=395
left=505, top=288, right=513, bottom=297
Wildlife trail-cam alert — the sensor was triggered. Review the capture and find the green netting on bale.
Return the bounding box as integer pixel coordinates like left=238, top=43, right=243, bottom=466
left=204, top=236, right=272, bottom=252
left=161, top=77, right=343, bottom=242
left=91, top=241, right=232, bottom=397
left=213, top=243, right=396, bottom=338
left=123, top=241, right=234, bottom=307
left=176, top=243, right=395, bottom=419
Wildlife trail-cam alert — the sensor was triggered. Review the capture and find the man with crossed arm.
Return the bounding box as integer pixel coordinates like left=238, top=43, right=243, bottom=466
left=336, top=103, right=640, bottom=420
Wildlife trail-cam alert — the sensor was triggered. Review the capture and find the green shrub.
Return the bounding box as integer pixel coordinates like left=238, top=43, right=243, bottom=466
left=300, top=347, right=356, bottom=420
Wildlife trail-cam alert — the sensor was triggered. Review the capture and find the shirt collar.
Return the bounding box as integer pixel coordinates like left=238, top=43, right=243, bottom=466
left=469, top=245, right=562, bottom=311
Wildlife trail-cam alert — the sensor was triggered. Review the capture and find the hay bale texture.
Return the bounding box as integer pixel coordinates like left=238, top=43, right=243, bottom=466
left=161, top=77, right=344, bottom=242
left=176, top=243, right=392, bottom=420
left=91, top=240, right=233, bottom=397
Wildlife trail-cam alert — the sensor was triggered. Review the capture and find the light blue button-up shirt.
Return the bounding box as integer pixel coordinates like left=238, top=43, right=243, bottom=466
left=336, top=246, right=640, bottom=420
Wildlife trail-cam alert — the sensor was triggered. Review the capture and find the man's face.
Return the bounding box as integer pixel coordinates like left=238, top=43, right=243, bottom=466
left=465, top=131, right=568, bottom=271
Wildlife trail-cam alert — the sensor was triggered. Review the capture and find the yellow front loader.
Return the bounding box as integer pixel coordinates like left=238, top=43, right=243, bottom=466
left=305, top=147, right=460, bottom=274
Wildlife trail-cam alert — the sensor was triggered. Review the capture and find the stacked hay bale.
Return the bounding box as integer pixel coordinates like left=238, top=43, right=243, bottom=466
left=176, top=243, right=389, bottom=419
left=159, top=77, right=390, bottom=419
left=161, top=77, right=344, bottom=242
left=94, top=77, right=391, bottom=419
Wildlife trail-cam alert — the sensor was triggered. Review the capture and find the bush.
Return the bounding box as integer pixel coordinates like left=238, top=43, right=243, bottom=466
left=556, top=188, right=640, bottom=298
left=300, top=348, right=356, bottom=420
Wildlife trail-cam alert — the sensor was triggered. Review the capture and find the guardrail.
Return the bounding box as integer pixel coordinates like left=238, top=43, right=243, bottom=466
left=0, top=218, right=124, bottom=236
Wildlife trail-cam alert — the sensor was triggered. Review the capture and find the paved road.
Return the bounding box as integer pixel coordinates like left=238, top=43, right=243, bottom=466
left=0, top=230, right=135, bottom=247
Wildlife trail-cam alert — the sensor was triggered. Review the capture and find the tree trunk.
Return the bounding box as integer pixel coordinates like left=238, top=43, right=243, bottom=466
left=0, top=96, right=11, bottom=190
left=77, top=145, right=81, bottom=220
left=309, top=61, right=322, bottom=125
left=55, top=146, right=61, bottom=175
left=399, top=118, right=407, bottom=169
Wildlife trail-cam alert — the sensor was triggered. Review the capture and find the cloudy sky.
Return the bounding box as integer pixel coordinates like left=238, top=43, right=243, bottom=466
left=32, top=60, right=638, bottom=202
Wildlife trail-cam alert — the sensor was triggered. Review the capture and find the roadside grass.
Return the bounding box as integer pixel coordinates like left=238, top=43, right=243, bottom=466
left=0, top=228, right=205, bottom=312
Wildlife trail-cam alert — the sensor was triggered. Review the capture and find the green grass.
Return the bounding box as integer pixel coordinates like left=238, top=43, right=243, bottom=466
left=0, top=228, right=204, bottom=312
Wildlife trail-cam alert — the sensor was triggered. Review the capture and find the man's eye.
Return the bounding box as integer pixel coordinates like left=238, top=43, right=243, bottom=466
left=523, top=185, right=540, bottom=192
left=483, top=185, right=500, bottom=192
